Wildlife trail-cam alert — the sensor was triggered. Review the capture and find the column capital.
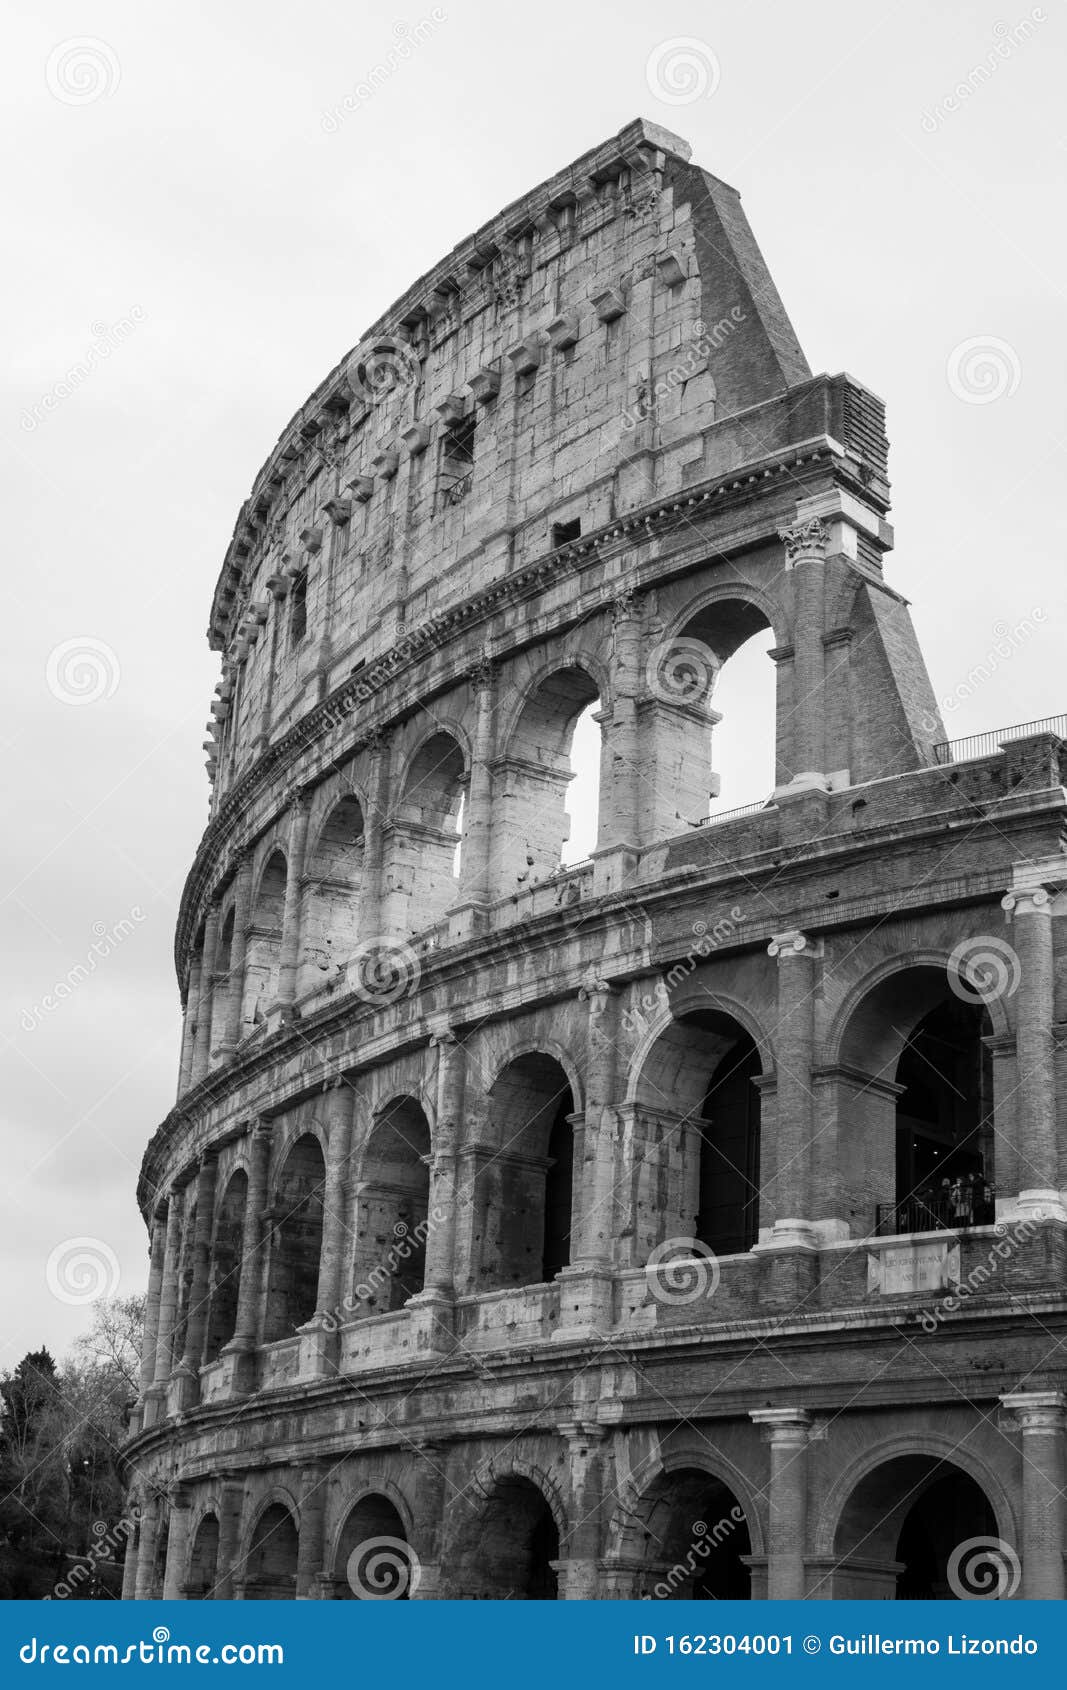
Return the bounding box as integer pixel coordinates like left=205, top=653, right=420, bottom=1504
left=1000, top=1390, right=1067, bottom=1432
left=1002, top=886, right=1053, bottom=920
left=467, top=657, right=497, bottom=692
left=778, top=518, right=830, bottom=567
left=579, top=973, right=618, bottom=1004
left=768, top=930, right=821, bottom=961
left=750, top=1407, right=814, bottom=1444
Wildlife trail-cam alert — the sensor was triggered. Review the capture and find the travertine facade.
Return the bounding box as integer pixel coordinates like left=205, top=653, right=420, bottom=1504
left=122, top=121, right=1067, bottom=1602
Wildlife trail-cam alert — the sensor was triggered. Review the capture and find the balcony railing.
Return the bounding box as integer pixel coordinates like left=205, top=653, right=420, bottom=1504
left=875, top=1190, right=996, bottom=1236
left=697, top=797, right=776, bottom=827
left=933, top=713, right=1067, bottom=766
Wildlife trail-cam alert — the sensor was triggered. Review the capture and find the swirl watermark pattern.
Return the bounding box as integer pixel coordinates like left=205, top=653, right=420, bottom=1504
left=46, top=637, right=121, bottom=706
left=347, top=938, right=421, bottom=1006
left=946, top=336, right=1021, bottom=405
left=46, top=1238, right=121, bottom=1306
left=46, top=38, right=121, bottom=105
left=947, top=1536, right=1021, bottom=1599
left=645, top=1237, right=720, bottom=1306
left=346, top=1536, right=421, bottom=1599
left=346, top=337, right=420, bottom=406
left=645, top=637, right=720, bottom=706
left=947, top=935, right=1021, bottom=1005
left=645, top=38, right=721, bottom=106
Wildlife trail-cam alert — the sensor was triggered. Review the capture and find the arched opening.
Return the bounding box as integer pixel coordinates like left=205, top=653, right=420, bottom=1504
left=635, top=1009, right=763, bottom=1260
left=186, top=1513, right=220, bottom=1598
left=351, top=1098, right=430, bottom=1316
left=334, top=1494, right=415, bottom=1599
left=389, top=732, right=466, bottom=932
left=300, top=794, right=365, bottom=994
left=621, top=1467, right=753, bottom=1599
left=647, top=599, right=775, bottom=832
left=454, top=1476, right=560, bottom=1599
left=205, top=1169, right=247, bottom=1362
left=263, top=1135, right=325, bottom=1342
left=210, top=908, right=235, bottom=1050
left=243, top=851, right=287, bottom=1027
left=832, top=1455, right=1003, bottom=1599
left=837, top=965, right=995, bottom=1236
left=243, top=1503, right=299, bottom=1600
left=497, top=666, right=601, bottom=892
left=476, top=1053, right=577, bottom=1291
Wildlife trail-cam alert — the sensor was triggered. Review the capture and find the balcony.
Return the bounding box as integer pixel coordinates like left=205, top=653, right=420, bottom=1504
left=875, top=1188, right=996, bottom=1237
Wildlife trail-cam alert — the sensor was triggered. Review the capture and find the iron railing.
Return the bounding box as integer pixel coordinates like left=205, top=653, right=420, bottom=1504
left=697, top=797, right=776, bottom=828
left=933, top=713, right=1067, bottom=766
left=875, top=1190, right=995, bottom=1236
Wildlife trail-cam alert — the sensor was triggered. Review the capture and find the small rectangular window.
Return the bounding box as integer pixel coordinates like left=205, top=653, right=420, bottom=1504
left=290, top=572, right=308, bottom=646
left=438, top=414, right=476, bottom=509
left=551, top=519, right=581, bottom=548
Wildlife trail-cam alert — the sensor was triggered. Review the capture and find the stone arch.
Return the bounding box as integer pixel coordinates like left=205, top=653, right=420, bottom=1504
left=185, top=1508, right=221, bottom=1598
left=818, top=1436, right=1016, bottom=1599
left=647, top=586, right=780, bottom=823
left=608, top=1451, right=761, bottom=1598
left=826, top=948, right=1011, bottom=1070
left=473, top=1051, right=580, bottom=1291
left=263, top=1133, right=326, bottom=1341
left=482, top=1036, right=585, bottom=1122
left=350, top=1095, right=431, bottom=1316
left=628, top=1001, right=766, bottom=1257
left=299, top=790, right=366, bottom=994
left=388, top=728, right=468, bottom=932
left=241, top=1496, right=300, bottom=1600
left=330, top=1490, right=417, bottom=1599
left=448, top=1459, right=567, bottom=1599
left=204, top=1167, right=247, bottom=1362
left=495, top=660, right=605, bottom=892
left=242, top=848, right=287, bottom=1026
left=828, top=955, right=1000, bottom=1235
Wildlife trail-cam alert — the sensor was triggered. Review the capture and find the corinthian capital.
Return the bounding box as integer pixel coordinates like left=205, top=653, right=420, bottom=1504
left=778, top=518, right=830, bottom=567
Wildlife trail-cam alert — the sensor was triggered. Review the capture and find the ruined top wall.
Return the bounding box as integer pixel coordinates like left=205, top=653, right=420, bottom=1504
left=206, top=119, right=815, bottom=799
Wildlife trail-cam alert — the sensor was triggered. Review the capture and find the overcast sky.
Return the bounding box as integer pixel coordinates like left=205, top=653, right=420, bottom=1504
left=2, top=0, right=1064, bottom=1368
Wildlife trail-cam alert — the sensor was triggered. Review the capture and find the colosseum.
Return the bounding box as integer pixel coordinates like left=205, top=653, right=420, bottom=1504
left=121, top=119, right=1067, bottom=1603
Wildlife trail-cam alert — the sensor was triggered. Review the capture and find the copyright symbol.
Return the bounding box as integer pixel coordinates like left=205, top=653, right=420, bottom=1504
left=803, top=1636, right=821, bottom=1654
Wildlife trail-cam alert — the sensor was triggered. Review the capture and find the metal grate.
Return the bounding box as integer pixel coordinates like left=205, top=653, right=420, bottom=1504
left=933, top=713, right=1067, bottom=766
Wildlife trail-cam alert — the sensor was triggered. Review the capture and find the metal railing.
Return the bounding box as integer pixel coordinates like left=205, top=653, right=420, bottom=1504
left=933, top=713, right=1067, bottom=766
left=697, top=797, right=776, bottom=828
left=875, top=1190, right=995, bottom=1236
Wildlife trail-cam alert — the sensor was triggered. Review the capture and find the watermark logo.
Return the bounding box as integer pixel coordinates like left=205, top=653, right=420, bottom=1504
left=345, top=336, right=420, bottom=407
left=321, top=13, right=447, bottom=133
left=46, top=637, right=121, bottom=705
left=921, top=11, right=1047, bottom=133
left=645, top=1237, right=720, bottom=1305
left=346, top=1536, right=421, bottom=1599
left=947, top=1536, right=1021, bottom=1599
left=645, top=637, right=719, bottom=706
left=46, top=1238, right=120, bottom=1306
left=946, top=336, right=1021, bottom=405
left=348, top=937, right=421, bottom=1006
left=46, top=38, right=120, bottom=105
left=645, top=38, right=721, bottom=105
left=947, top=935, right=1021, bottom=1005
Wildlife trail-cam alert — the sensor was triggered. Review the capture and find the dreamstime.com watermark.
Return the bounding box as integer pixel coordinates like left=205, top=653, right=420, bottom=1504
left=921, top=610, right=1045, bottom=729
left=645, top=38, right=721, bottom=106
left=48, top=1513, right=141, bottom=1600
left=648, top=1507, right=747, bottom=1598
left=622, top=310, right=746, bottom=433
left=623, top=910, right=744, bottom=1040
left=318, top=1207, right=447, bottom=1331
left=321, top=13, right=447, bottom=133
left=20, top=309, right=146, bottom=432
left=918, top=1217, right=1038, bottom=1333
left=19, top=1629, right=284, bottom=1666
left=921, top=11, right=1047, bottom=133
left=21, top=909, right=145, bottom=1030
left=947, top=1535, right=1022, bottom=1599
left=46, top=1238, right=121, bottom=1306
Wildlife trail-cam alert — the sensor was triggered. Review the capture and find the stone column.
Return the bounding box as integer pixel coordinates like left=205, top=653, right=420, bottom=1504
left=408, top=1441, right=448, bottom=1599
left=276, top=796, right=311, bottom=1010
left=138, top=1210, right=167, bottom=1396
left=191, top=902, right=220, bottom=1084
left=314, top=1080, right=356, bottom=1319
left=555, top=979, right=618, bottom=1336
left=161, top=1486, right=192, bottom=1599
left=358, top=730, right=392, bottom=940
left=457, top=662, right=496, bottom=914
left=213, top=1479, right=246, bottom=1600
left=407, top=1033, right=463, bottom=1353
left=177, top=955, right=200, bottom=1098
left=216, top=855, right=253, bottom=1056
left=133, top=1493, right=161, bottom=1600
left=1001, top=881, right=1065, bottom=1218
left=779, top=519, right=829, bottom=787
left=173, top=1153, right=218, bottom=1409
left=750, top=1408, right=813, bottom=1599
left=597, top=593, right=643, bottom=887
left=1001, top=1391, right=1066, bottom=1599
left=765, top=931, right=821, bottom=1251
left=224, top=1120, right=272, bottom=1393
left=557, top=1423, right=606, bottom=1598
left=295, top=1463, right=329, bottom=1599
left=120, top=1504, right=141, bottom=1600
left=143, top=1196, right=183, bottom=1425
